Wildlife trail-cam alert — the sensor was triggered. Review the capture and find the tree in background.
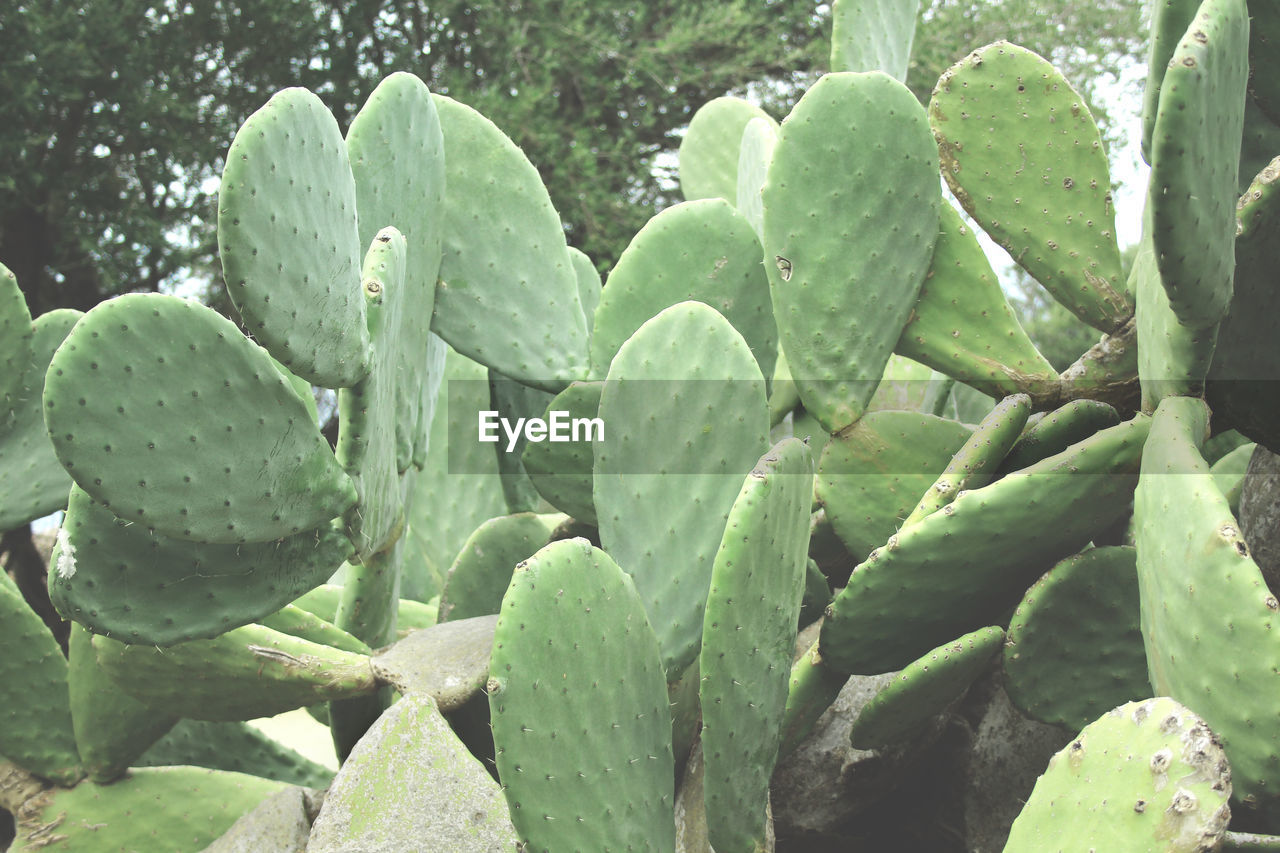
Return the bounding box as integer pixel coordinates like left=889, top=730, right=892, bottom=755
left=0, top=0, right=1143, bottom=316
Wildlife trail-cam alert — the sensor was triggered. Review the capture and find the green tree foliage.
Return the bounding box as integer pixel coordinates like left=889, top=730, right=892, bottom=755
left=1, top=1, right=1143, bottom=315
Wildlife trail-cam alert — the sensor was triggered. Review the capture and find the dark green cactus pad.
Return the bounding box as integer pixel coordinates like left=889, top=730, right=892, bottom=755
left=437, top=512, right=558, bottom=623
left=949, top=381, right=999, bottom=425
left=569, top=247, right=602, bottom=333
left=865, top=354, right=936, bottom=414
left=736, top=116, right=778, bottom=239
left=337, top=229, right=409, bottom=559
left=1207, top=157, right=1280, bottom=453
left=308, top=692, right=518, bottom=851
left=829, top=0, right=919, bottom=81
left=259, top=603, right=371, bottom=655
left=487, top=369, right=553, bottom=513
left=431, top=93, right=589, bottom=392
left=821, top=415, right=1150, bottom=674
left=0, top=262, right=32, bottom=419
left=763, top=71, right=941, bottom=434
left=346, top=72, right=445, bottom=472
left=68, top=624, right=177, bottom=783
left=594, top=301, right=769, bottom=675
left=489, top=539, right=675, bottom=852
left=400, top=344, right=507, bottom=603
left=0, top=573, right=80, bottom=785
left=43, top=293, right=356, bottom=544
left=50, top=484, right=353, bottom=646
left=1136, top=396, right=1280, bottom=818
left=930, top=42, right=1130, bottom=333
left=217, top=87, right=369, bottom=388
left=996, top=397, right=1120, bottom=474
left=590, top=199, right=777, bottom=383
left=895, top=201, right=1058, bottom=399
left=1134, top=225, right=1220, bottom=408
left=0, top=308, right=78, bottom=530
left=678, top=96, right=775, bottom=203
left=137, top=719, right=332, bottom=789
left=520, top=381, right=602, bottom=524
left=816, top=410, right=972, bottom=562
left=1142, top=0, right=1201, bottom=164
left=10, top=766, right=286, bottom=853
left=92, top=623, right=376, bottom=721
left=699, top=438, right=813, bottom=853
left=1203, top=429, right=1250, bottom=464
left=901, top=393, right=1031, bottom=528
left=1148, top=0, right=1249, bottom=328
left=1003, top=547, right=1148, bottom=732
left=1004, top=698, right=1232, bottom=852
left=849, top=625, right=1004, bottom=749
left=1249, top=3, right=1280, bottom=124
left=1210, top=441, right=1255, bottom=513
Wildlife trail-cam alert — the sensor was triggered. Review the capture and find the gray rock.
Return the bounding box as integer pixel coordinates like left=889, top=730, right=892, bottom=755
left=306, top=692, right=519, bottom=852
left=201, top=786, right=322, bottom=853
left=370, top=615, right=496, bottom=712
left=1241, top=445, right=1280, bottom=594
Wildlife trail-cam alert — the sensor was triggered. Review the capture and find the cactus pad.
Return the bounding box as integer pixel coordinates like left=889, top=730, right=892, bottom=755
left=678, top=97, right=775, bottom=203
left=763, top=71, right=940, bottom=434
left=1004, top=698, right=1232, bottom=853
left=438, top=512, right=558, bottom=623
left=489, top=539, right=675, bottom=852
left=43, top=293, right=357, bottom=544
left=217, top=87, right=369, bottom=387
left=829, top=0, right=920, bottom=81
left=0, top=261, right=32, bottom=418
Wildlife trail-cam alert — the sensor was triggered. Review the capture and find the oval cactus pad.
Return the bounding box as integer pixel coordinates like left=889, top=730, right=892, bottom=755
left=43, top=293, right=357, bottom=544
left=218, top=87, right=370, bottom=387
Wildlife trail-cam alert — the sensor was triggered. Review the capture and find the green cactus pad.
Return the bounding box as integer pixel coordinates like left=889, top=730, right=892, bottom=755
left=1003, top=547, right=1148, bottom=732
left=308, top=692, right=518, bottom=851
left=43, top=293, right=356, bottom=544
left=850, top=625, right=1004, bottom=749
left=400, top=345, right=507, bottom=603
left=1134, top=224, right=1220, bottom=408
left=930, top=42, right=1130, bottom=333
left=901, top=393, right=1031, bottom=528
left=0, top=576, right=80, bottom=785
left=589, top=199, right=776, bottom=382
left=594, top=301, right=769, bottom=675
left=895, top=202, right=1058, bottom=399
left=347, top=72, right=446, bottom=472
left=336, top=228, right=409, bottom=559
left=816, top=410, right=972, bottom=562
left=865, top=354, right=937, bottom=414
left=699, top=438, right=813, bottom=853
left=1142, top=0, right=1202, bottom=164
left=1148, top=0, right=1250, bottom=328
left=1004, top=698, right=1232, bottom=853
left=997, top=397, right=1120, bottom=474
left=92, top=622, right=376, bottom=721
left=821, top=415, right=1149, bottom=674
left=520, top=381, right=602, bottom=524
left=259, top=603, right=371, bottom=655
left=678, top=96, right=775, bottom=203
left=829, top=0, right=920, bottom=81
left=50, top=484, right=353, bottom=646
left=1136, top=396, right=1280, bottom=818
left=217, top=87, right=369, bottom=388
left=11, top=766, right=286, bottom=853
left=1210, top=442, right=1255, bottom=513
left=489, top=539, right=675, bottom=852
left=0, top=262, right=32, bottom=418
left=68, top=624, right=177, bottom=783
left=1207, top=158, right=1280, bottom=452
left=736, top=116, right=779, bottom=240
left=487, top=369, right=553, bottom=513
left=431, top=93, right=589, bottom=392
left=569, top=247, right=602, bottom=333
left=137, top=719, right=332, bottom=789
left=0, top=309, right=78, bottom=530
left=763, top=71, right=941, bottom=434
left=437, top=512, right=559, bottom=623
left=290, top=583, right=435, bottom=637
